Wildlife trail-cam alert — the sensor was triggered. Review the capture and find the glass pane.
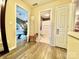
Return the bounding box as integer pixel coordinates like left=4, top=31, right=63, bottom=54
left=0, top=1, right=4, bottom=52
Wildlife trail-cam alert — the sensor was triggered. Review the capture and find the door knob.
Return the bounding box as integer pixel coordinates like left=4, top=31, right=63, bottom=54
left=56, top=29, right=59, bottom=34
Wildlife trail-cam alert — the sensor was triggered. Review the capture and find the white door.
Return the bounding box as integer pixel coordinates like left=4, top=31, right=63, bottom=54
left=40, top=20, right=51, bottom=44
left=55, top=5, right=69, bottom=48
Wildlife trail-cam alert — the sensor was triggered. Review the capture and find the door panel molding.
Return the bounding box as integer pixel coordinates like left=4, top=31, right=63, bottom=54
left=54, top=4, right=69, bottom=48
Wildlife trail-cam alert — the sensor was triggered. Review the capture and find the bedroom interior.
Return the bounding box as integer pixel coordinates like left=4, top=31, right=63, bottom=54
left=16, top=5, right=28, bottom=47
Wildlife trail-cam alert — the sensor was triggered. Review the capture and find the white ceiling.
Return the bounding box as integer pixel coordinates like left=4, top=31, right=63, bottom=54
left=22, top=0, right=55, bottom=6
left=41, top=10, right=50, bottom=18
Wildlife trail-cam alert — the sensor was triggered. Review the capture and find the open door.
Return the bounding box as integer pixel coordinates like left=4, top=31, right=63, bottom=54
left=39, top=9, right=52, bottom=44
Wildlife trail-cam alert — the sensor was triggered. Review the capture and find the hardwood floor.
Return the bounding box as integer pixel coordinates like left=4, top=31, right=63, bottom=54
left=0, top=42, right=67, bottom=59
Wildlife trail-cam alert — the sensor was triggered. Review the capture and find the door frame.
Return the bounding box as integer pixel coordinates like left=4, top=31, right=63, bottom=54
left=0, top=0, right=9, bottom=55
left=15, top=3, right=30, bottom=47
left=38, top=8, right=53, bottom=45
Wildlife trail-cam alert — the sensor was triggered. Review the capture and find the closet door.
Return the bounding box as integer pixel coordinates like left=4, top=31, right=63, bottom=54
left=55, top=4, right=69, bottom=48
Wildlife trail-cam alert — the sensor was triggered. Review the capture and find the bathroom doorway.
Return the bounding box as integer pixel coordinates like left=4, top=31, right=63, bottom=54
left=39, top=9, right=52, bottom=44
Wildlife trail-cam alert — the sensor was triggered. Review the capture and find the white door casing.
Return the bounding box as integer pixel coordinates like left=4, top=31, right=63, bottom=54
left=38, top=9, right=53, bottom=45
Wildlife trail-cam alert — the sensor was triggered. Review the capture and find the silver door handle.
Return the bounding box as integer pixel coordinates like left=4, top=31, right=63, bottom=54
left=56, top=29, right=59, bottom=34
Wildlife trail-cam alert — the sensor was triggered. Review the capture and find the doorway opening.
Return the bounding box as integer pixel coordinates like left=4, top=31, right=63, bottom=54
left=16, top=5, right=28, bottom=47
left=39, top=9, right=52, bottom=44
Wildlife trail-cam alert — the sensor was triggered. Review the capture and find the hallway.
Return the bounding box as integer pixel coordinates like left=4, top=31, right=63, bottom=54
left=1, top=42, right=66, bottom=59
left=1, top=0, right=79, bottom=59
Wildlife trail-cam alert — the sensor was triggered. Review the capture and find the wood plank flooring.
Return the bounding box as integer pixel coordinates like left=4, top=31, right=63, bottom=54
left=0, top=42, right=67, bottom=59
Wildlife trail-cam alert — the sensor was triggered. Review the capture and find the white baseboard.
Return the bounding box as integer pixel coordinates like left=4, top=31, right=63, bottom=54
left=9, top=46, right=16, bottom=51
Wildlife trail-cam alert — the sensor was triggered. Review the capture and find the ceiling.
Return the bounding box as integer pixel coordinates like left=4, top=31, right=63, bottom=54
left=41, top=10, right=50, bottom=18
left=22, top=0, right=55, bottom=6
